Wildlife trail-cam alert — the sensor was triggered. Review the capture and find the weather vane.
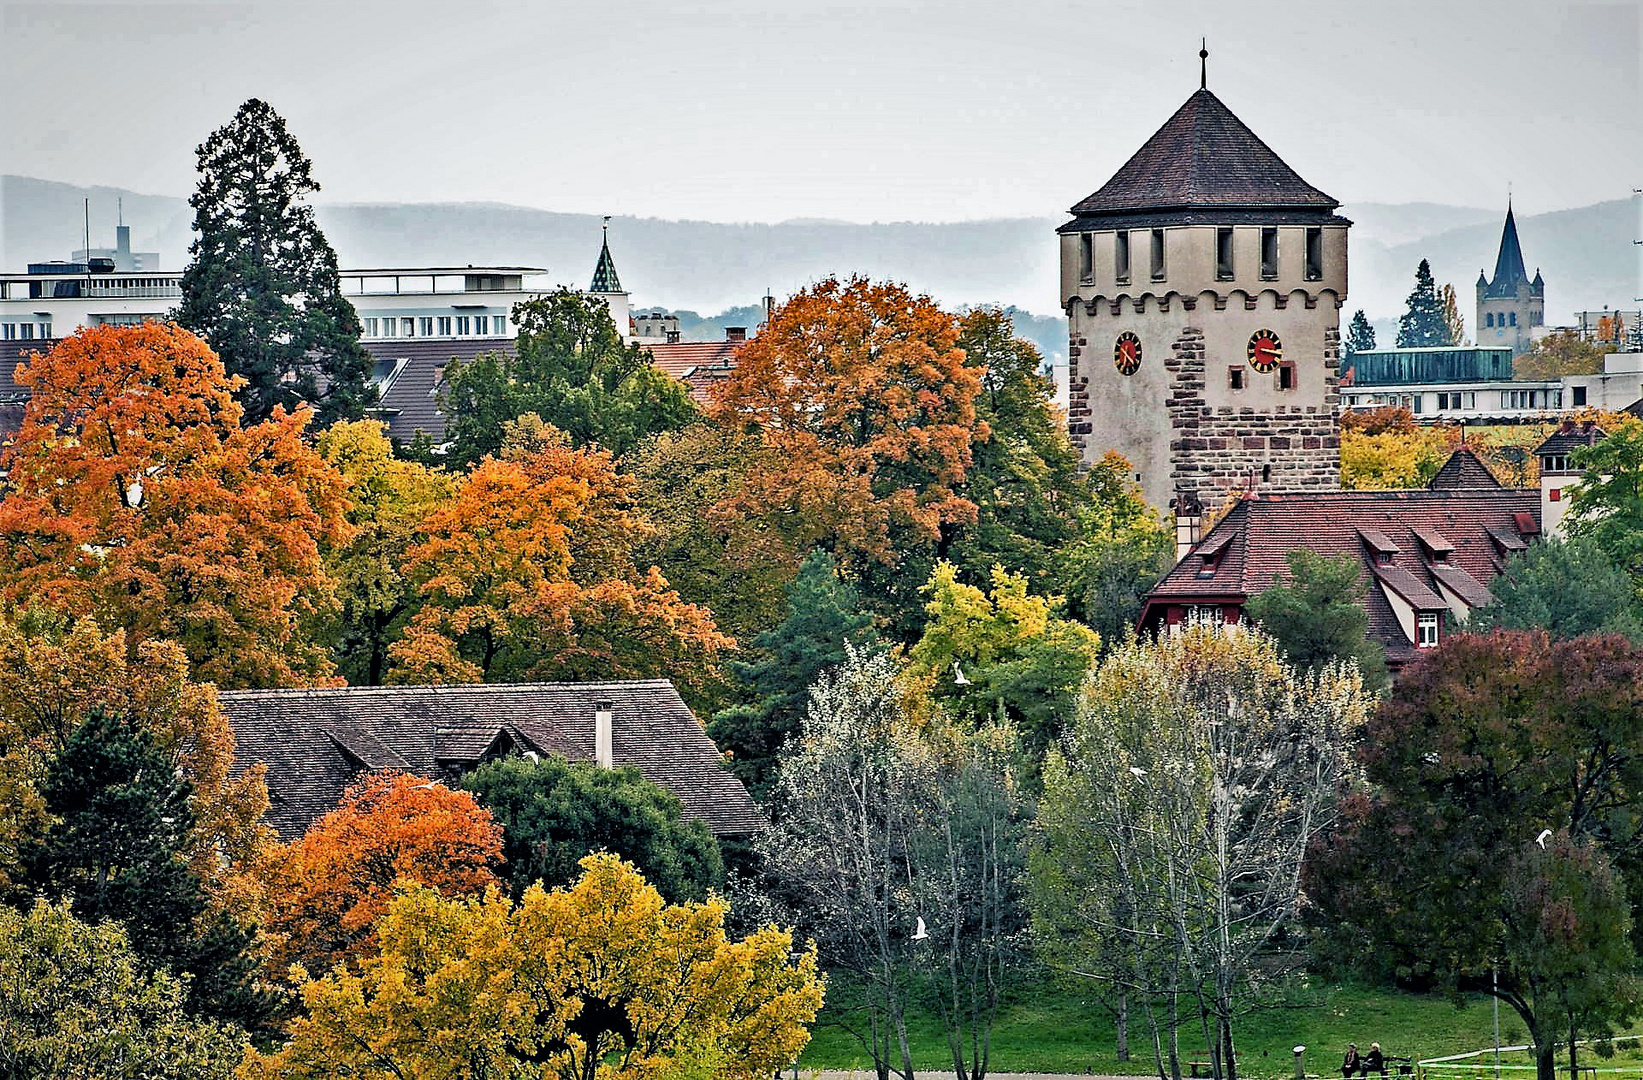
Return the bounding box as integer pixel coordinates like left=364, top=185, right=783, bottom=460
left=1200, top=38, right=1208, bottom=89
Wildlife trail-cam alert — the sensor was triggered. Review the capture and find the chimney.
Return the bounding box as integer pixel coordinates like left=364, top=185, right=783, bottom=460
left=595, top=700, right=613, bottom=768
left=665, top=329, right=681, bottom=344
left=725, top=326, right=747, bottom=343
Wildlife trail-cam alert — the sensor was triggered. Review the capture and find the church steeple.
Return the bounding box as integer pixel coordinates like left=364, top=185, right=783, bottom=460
left=1483, top=203, right=1529, bottom=298
left=590, top=217, right=623, bottom=294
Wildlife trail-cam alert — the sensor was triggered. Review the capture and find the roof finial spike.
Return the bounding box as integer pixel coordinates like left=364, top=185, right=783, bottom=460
left=1199, top=38, right=1208, bottom=89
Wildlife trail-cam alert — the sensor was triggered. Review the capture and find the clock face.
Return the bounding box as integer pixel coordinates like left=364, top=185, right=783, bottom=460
left=1247, top=329, right=1283, bottom=373
left=1113, top=332, right=1143, bottom=376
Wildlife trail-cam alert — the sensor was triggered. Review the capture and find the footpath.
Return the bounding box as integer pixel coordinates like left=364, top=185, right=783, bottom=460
left=809, top=1073, right=1136, bottom=1080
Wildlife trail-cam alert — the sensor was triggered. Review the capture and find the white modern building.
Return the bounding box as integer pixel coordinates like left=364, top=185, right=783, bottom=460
left=1340, top=344, right=1643, bottom=421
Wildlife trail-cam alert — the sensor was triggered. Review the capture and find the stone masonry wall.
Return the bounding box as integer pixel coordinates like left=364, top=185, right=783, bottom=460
left=1167, top=325, right=1342, bottom=512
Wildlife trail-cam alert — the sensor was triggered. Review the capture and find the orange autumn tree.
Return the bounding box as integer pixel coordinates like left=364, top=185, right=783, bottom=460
left=708, top=276, right=987, bottom=563
left=386, top=419, right=730, bottom=703
left=0, top=323, right=349, bottom=687
left=256, top=772, right=503, bottom=974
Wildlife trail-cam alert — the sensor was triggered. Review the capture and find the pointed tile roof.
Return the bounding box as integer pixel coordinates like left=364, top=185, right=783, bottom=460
left=1483, top=204, right=1530, bottom=299
left=1068, top=89, right=1338, bottom=220
left=590, top=231, right=623, bottom=293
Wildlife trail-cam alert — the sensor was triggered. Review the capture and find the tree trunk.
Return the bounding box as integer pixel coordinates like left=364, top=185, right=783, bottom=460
left=1117, top=993, right=1131, bottom=1062
left=1534, top=1040, right=1556, bottom=1080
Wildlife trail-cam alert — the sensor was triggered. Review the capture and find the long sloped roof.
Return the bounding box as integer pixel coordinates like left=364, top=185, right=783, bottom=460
left=1142, top=480, right=1539, bottom=664
left=1069, top=89, right=1338, bottom=218
left=222, top=680, right=766, bottom=840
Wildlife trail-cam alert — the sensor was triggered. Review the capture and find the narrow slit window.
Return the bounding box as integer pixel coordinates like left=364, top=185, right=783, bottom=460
left=1304, top=227, right=1323, bottom=280
left=1228, top=366, right=1244, bottom=390
left=1278, top=363, right=1295, bottom=391
left=1150, top=228, right=1166, bottom=282
left=1079, top=233, right=1093, bottom=283
left=1216, top=227, right=1235, bottom=280
left=1260, top=228, right=1279, bottom=279
left=1115, top=231, right=1131, bottom=283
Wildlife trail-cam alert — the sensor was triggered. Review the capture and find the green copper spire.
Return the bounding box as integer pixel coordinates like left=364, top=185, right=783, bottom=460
left=590, top=217, right=622, bottom=293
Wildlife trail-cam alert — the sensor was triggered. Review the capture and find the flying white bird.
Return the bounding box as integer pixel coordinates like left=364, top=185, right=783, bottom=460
left=1129, top=766, right=1147, bottom=778
left=952, top=662, right=971, bottom=686
left=1535, top=829, right=1553, bottom=849
left=912, top=917, right=929, bottom=941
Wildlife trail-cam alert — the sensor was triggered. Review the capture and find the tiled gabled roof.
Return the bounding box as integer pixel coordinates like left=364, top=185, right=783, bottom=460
left=1534, top=422, right=1605, bottom=458
left=363, top=337, right=514, bottom=446
left=1428, top=446, right=1503, bottom=490
left=1142, top=477, right=1539, bottom=664
left=1068, top=89, right=1338, bottom=221
left=221, top=680, right=765, bottom=841
left=641, top=340, right=740, bottom=403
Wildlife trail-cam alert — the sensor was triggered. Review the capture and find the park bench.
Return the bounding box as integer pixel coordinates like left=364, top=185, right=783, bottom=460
left=1189, top=1049, right=1242, bottom=1078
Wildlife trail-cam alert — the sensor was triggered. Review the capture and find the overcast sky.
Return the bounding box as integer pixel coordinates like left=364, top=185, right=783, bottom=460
left=2, top=0, right=1639, bottom=223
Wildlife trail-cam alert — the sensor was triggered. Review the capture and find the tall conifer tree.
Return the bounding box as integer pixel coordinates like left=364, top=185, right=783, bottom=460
left=1396, top=259, right=1449, bottom=347
left=177, top=98, right=372, bottom=424
left=708, top=549, right=878, bottom=799
left=1343, top=309, right=1376, bottom=362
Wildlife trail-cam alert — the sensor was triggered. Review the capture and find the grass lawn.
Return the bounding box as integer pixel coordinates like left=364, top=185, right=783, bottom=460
left=799, top=977, right=1630, bottom=1077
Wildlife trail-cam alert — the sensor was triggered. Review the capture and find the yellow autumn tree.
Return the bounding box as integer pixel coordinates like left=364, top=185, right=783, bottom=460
left=244, top=854, right=825, bottom=1080
left=906, top=561, right=1099, bottom=749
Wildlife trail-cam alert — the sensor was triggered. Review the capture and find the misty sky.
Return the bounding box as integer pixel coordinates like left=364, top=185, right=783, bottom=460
left=2, top=0, right=1640, bottom=223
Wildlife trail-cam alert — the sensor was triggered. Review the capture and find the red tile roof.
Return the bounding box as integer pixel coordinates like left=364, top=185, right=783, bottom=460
left=1141, top=478, right=1539, bottom=664
left=641, top=340, right=740, bottom=403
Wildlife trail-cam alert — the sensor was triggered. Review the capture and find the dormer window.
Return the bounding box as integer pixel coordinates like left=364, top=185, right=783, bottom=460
left=1357, top=527, right=1401, bottom=566
left=1412, top=526, right=1455, bottom=564
left=1195, top=532, right=1233, bottom=579
left=1416, top=612, right=1440, bottom=649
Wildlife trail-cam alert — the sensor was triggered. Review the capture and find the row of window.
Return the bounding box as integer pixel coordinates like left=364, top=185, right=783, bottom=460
left=0, top=322, right=51, bottom=340
left=1343, top=389, right=1566, bottom=413
left=1078, top=226, right=1325, bottom=286
left=362, top=315, right=509, bottom=339
left=1485, top=311, right=1519, bottom=328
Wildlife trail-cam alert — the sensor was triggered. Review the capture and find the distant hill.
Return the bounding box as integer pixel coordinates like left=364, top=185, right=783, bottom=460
left=5, top=175, right=1636, bottom=351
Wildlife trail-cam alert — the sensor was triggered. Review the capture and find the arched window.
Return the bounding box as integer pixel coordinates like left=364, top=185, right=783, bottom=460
left=1509, top=312, right=1518, bottom=326
left=1485, top=312, right=1494, bottom=327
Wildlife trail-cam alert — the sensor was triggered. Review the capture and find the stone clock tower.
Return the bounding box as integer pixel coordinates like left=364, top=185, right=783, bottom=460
left=1059, top=62, right=1350, bottom=521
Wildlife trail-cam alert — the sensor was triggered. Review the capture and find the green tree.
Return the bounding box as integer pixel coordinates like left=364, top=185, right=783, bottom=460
left=176, top=99, right=372, bottom=424
left=1031, top=622, right=1368, bottom=1080
left=1245, top=548, right=1389, bottom=692
left=906, top=561, right=1099, bottom=750
left=1343, top=309, right=1377, bottom=363
left=1470, top=537, right=1642, bottom=640
left=316, top=419, right=453, bottom=684
left=0, top=900, right=245, bottom=1080
left=1059, top=451, right=1175, bottom=645
left=1396, top=259, right=1449, bottom=348
left=946, top=307, right=1096, bottom=593
left=1306, top=631, right=1643, bottom=1080
left=14, top=710, right=280, bottom=1030
left=461, top=753, right=722, bottom=903
left=442, top=288, right=696, bottom=466
left=1567, top=418, right=1643, bottom=578
left=625, top=423, right=798, bottom=643
left=708, top=549, right=878, bottom=800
